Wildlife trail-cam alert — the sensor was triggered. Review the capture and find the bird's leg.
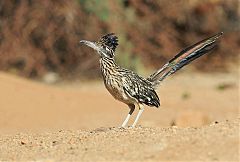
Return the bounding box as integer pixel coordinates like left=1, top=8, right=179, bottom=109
left=121, top=104, right=135, bottom=127
left=132, top=104, right=144, bottom=127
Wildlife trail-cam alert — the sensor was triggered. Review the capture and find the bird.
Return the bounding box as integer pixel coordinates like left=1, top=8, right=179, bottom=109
left=80, top=32, right=223, bottom=127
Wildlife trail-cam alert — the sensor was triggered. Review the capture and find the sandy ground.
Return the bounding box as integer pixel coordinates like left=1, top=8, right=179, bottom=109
left=0, top=70, right=239, bottom=161
left=0, top=119, right=239, bottom=161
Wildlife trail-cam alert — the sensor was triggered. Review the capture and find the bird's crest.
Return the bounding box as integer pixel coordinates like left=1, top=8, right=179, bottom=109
left=96, top=33, right=119, bottom=52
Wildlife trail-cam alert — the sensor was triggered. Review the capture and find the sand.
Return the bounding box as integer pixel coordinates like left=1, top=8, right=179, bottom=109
left=0, top=71, right=239, bottom=161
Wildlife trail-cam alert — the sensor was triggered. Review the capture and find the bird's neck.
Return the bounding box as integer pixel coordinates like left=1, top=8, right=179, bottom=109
left=100, top=57, right=118, bottom=77
left=100, top=57, right=117, bottom=67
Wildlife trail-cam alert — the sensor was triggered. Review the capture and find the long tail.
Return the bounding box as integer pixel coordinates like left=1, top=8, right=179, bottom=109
left=147, top=32, right=223, bottom=87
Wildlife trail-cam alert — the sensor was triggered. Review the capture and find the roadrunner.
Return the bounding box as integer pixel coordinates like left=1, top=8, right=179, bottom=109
left=80, top=32, right=223, bottom=127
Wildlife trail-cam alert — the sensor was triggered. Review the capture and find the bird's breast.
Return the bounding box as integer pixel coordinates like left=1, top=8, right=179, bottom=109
left=102, top=73, right=134, bottom=104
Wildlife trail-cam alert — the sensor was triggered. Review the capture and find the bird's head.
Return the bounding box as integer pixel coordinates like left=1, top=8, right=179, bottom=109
left=80, top=33, right=118, bottom=58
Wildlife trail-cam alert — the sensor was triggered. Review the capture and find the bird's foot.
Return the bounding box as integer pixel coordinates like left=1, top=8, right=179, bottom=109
left=118, top=126, right=126, bottom=129
left=118, top=126, right=136, bottom=129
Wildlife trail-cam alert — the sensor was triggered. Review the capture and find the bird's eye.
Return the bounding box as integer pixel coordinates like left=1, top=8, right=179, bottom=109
left=105, top=46, right=111, bottom=52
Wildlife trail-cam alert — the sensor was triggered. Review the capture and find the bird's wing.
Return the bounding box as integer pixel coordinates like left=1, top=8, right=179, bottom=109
left=147, top=32, right=223, bottom=87
left=122, top=73, right=160, bottom=107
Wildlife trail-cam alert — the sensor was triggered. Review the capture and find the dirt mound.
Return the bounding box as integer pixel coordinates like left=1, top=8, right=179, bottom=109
left=0, top=119, right=239, bottom=161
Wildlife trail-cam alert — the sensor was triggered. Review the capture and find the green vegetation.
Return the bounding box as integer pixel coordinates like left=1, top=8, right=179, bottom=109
left=216, top=83, right=235, bottom=91
left=78, top=0, right=109, bottom=21
left=78, top=0, right=145, bottom=73
left=181, top=92, right=191, bottom=100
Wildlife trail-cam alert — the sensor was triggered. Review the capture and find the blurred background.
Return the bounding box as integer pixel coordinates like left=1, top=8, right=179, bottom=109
left=0, top=0, right=239, bottom=133
left=0, top=0, right=239, bottom=80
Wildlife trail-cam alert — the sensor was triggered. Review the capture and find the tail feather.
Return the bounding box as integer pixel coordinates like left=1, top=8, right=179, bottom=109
left=147, top=32, right=223, bottom=87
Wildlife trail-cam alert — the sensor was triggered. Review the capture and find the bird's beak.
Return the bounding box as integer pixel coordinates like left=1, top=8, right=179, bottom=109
left=79, top=40, right=100, bottom=51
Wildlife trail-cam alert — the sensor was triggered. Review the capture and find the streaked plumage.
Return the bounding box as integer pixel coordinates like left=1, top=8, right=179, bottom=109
left=80, top=32, right=223, bottom=127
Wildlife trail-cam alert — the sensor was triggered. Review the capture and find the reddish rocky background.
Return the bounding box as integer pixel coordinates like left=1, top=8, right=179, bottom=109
left=0, top=0, right=239, bottom=79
